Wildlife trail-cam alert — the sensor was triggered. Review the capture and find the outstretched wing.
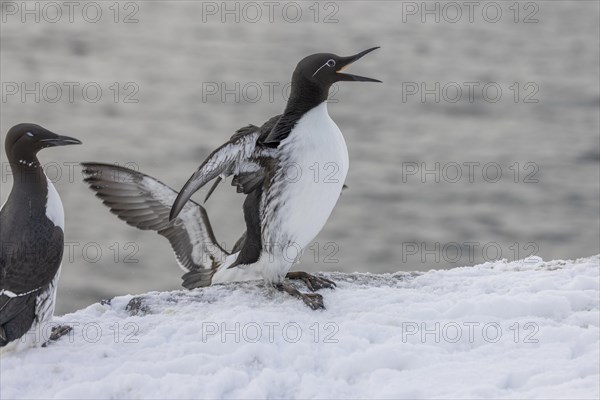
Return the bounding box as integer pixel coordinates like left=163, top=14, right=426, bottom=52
left=81, top=163, right=228, bottom=274
left=170, top=121, right=279, bottom=220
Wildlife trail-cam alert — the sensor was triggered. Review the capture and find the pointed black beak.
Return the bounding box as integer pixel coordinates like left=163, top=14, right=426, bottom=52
left=336, top=46, right=381, bottom=82
left=40, top=134, right=82, bottom=147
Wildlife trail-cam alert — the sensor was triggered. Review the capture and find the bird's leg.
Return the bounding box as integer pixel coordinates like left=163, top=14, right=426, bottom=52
left=275, top=282, right=325, bottom=310
left=42, top=324, right=72, bottom=347
left=286, top=271, right=336, bottom=292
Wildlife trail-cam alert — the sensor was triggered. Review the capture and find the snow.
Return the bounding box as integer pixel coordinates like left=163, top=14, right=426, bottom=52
left=1, top=255, right=598, bottom=399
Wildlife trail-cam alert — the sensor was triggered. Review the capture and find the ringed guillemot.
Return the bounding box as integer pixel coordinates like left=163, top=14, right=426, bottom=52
left=82, top=47, right=380, bottom=309
left=1, top=124, right=81, bottom=348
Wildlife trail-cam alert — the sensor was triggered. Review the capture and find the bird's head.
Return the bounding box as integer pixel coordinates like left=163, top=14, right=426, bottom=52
left=291, top=47, right=381, bottom=92
left=5, top=123, right=81, bottom=164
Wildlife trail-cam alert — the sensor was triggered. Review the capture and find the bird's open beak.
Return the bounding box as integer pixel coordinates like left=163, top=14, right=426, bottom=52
left=336, top=47, right=381, bottom=82
left=40, top=134, right=82, bottom=147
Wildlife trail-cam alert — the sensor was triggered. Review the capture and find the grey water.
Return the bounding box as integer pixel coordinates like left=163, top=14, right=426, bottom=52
left=1, top=1, right=598, bottom=314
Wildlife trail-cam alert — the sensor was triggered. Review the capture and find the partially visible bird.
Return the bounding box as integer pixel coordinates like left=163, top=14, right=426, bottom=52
left=1, top=124, right=81, bottom=349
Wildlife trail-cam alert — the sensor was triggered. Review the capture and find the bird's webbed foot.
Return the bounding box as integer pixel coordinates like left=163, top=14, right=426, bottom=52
left=275, top=282, right=325, bottom=310
left=286, top=271, right=336, bottom=291
left=42, top=325, right=72, bottom=347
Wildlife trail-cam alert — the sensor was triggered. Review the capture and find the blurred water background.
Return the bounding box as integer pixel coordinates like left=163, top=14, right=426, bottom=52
left=1, top=1, right=598, bottom=314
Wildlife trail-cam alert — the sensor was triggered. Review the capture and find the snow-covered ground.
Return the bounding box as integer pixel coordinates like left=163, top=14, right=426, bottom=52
left=1, top=256, right=598, bottom=399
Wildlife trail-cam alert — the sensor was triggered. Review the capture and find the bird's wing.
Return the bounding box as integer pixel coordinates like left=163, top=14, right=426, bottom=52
left=0, top=218, right=63, bottom=295
left=81, top=163, right=228, bottom=274
left=199, top=116, right=282, bottom=204
left=0, top=292, right=36, bottom=346
left=0, top=218, right=62, bottom=341
left=170, top=121, right=280, bottom=219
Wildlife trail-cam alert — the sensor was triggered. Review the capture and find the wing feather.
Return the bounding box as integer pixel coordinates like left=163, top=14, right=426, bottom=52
left=81, top=163, right=228, bottom=275
left=170, top=125, right=263, bottom=219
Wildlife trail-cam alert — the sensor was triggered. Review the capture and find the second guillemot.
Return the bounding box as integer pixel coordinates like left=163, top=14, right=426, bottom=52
left=83, top=48, right=380, bottom=309
left=1, top=124, right=81, bottom=348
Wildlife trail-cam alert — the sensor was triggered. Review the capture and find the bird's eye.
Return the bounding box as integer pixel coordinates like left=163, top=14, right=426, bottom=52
left=326, top=59, right=336, bottom=68
left=26, top=132, right=34, bottom=137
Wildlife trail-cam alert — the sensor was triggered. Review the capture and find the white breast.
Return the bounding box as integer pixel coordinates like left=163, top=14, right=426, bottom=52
left=45, top=179, right=64, bottom=229
left=265, top=101, right=349, bottom=254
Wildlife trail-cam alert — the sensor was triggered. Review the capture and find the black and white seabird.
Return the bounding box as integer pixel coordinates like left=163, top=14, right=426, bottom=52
left=0, top=124, right=81, bottom=348
left=82, top=47, right=380, bottom=309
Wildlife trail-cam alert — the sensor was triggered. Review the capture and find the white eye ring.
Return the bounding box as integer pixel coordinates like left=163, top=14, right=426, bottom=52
left=312, top=59, right=337, bottom=77
left=26, top=132, right=34, bottom=137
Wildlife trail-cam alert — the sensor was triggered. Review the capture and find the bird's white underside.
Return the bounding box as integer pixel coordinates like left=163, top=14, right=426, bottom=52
left=262, top=102, right=349, bottom=281
left=213, top=101, right=349, bottom=284
left=45, top=179, right=64, bottom=229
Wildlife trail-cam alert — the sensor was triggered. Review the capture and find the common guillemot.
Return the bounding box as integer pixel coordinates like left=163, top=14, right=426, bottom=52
left=82, top=47, right=380, bottom=309
left=1, top=124, right=81, bottom=348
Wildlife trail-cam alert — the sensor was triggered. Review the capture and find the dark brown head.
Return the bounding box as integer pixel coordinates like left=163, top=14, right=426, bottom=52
left=5, top=123, right=81, bottom=165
